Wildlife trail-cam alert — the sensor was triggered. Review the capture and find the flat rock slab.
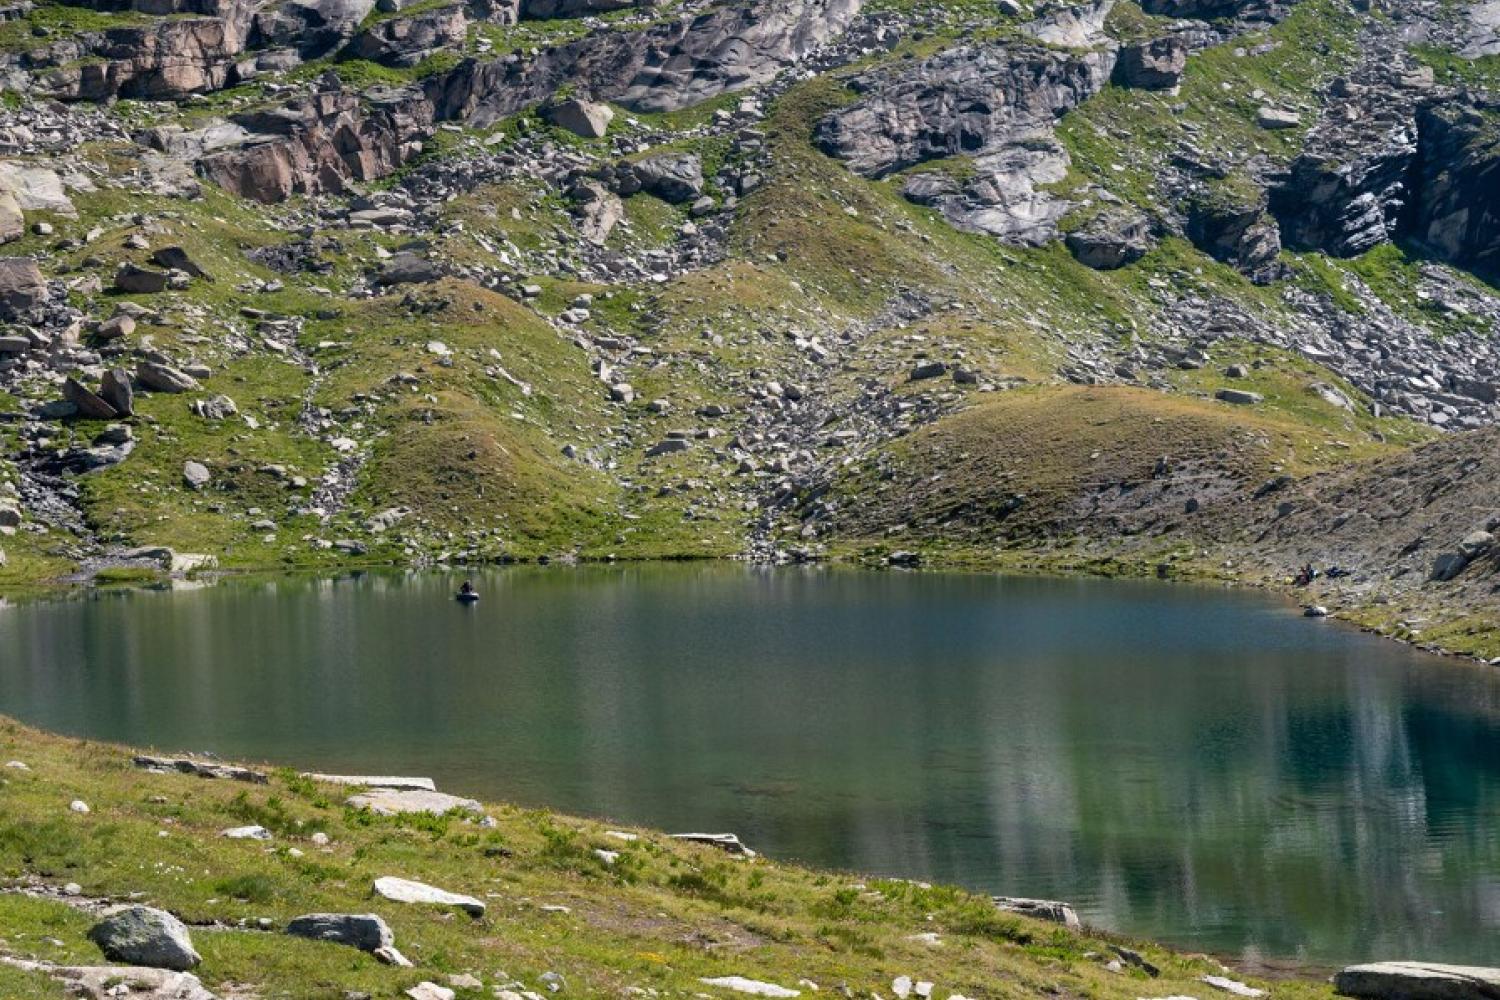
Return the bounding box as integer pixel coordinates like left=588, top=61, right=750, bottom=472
left=306, top=772, right=437, bottom=791
left=374, top=876, right=486, bottom=917
left=346, top=788, right=482, bottom=816
left=1335, top=963, right=1500, bottom=1000
left=2, top=959, right=218, bottom=1000
left=134, top=755, right=267, bottom=783
left=671, top=832, right=757, bottom=857
left=700, top=976, right=801, bottom=997
left=1203, top=976, right=1265, bottom=997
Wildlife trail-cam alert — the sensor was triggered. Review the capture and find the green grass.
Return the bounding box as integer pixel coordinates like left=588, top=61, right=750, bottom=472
left=0, top=716, right=1342, bottom=1000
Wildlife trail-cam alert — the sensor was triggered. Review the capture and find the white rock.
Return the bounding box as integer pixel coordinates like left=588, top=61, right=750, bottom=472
left=1202, top=976, right=1265, bottom=997
left=374, top=876, right=486, bottom=917
left=405, top=983, right=456, bottom=1000
left=893, top=976, right=913, bottom=998
left=700, top=976, right=802, bottom=997
left=69, top=800, right=90, bottom=814
left=222, top=825, right=272, bottom=841
left=345, top=788, right=482, bottom=816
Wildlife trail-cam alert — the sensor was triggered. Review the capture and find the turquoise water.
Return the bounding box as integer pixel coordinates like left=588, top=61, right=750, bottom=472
left=2, top=565, right=1497, bottom=964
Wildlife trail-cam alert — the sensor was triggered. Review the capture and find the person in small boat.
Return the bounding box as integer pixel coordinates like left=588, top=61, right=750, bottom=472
left=459, top=580, right=475, bottom=597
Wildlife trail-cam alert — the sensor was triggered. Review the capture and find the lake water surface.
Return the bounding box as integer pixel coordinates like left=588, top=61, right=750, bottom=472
left=2, top=565, right=1497, bottom=965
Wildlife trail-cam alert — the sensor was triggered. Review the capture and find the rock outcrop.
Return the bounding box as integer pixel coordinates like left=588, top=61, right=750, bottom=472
left=346, top=4, right=468, bottom=66
left=199, top=84, right=434, bottom=202
left=1410, top=96, right=1500, bottom=275
left=816, top=42, right=1115, bottom=245
left=427, top=0, right=861, bottom=123
left=1270, top=70, right=1424, bottom=257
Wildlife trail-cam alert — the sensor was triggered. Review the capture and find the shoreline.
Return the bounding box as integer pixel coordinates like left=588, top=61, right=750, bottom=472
left=4, top=545, right=1497, bottom=668
left=0, top=716, right=1374, bottom=999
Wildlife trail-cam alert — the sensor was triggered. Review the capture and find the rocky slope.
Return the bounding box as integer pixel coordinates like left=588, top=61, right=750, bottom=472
left=0, top=0, right=1499, bottom=650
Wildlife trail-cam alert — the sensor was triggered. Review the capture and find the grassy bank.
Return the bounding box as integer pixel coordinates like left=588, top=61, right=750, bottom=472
left=0, top=717, right=1337, bottom=1000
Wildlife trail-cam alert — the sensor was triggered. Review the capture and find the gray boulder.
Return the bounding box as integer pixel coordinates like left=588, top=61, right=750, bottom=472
left=569, top=178, right=624, bottom=245
left=183, top=461, right=212, bottom=490
left=101, top=368, right=136, bottom=417
left=63, top=378, right=121, bottom=420
left=1114, top=35, right=1187, bottom=90
left=627, top=153, right=704, bottom=204
left=286, top=912, right=394, bottom=953
left=1065, top=208, right=1154, bottom=269
left=376, top=253, right=442, bottom=286
left=115, top=263, right=169, bottom=294
left=545, top=97, right=615, bottom=138
left=87, top=906, right=202, bottom=971
left=1334, top=963, right=1500, bottom=1000
left=1216, top=388, right=1264, bottom=405
left=151, top=246, right=211, bottom=280
left=345, top=787, right=482, bottom=815
left=0, top=188, right=20, bottom=244
left=0, top=257, right=46, bottom=319
left=137, top=361, right=200, bottom=394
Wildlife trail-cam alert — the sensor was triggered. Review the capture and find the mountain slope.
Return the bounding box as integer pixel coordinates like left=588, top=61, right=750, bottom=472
left=0, top=0, right=1498, bottom=651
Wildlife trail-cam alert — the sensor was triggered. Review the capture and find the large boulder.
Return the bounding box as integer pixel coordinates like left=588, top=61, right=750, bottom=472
left=376, top=252, right=442, bottom=286
left=625, top=153, right=704, bottom=204
left=0, top=189, right=20, bottom=244
left=569, top=177, right=624, bottom=244
left=63, top=378, right=121, bottom=420
left=1065, top=208, right=1154, bottom=269
left=87, top=906, right=202, bottom=971
left=0, top=257, right=45, bottom=319
left=115, top=263, right=169, bottom=294
left=100, top=368, right=136, bottom=417
left=1334, top=963, right=1500, bottom=1000
left=1113, top=35, right=1187, bottom=90
left=286, top=912, right=395, bottom=952
left=137, top=361, right=201, bottom=394
left=544, top=97, right=615, bottom=139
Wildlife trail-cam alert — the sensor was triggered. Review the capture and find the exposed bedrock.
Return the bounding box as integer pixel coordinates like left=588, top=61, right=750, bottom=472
left=426, top=0, right=862, bottom=123
left=813, top=41, right=1115, bottom=245
left=197, top=85, right=434, bottom=202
